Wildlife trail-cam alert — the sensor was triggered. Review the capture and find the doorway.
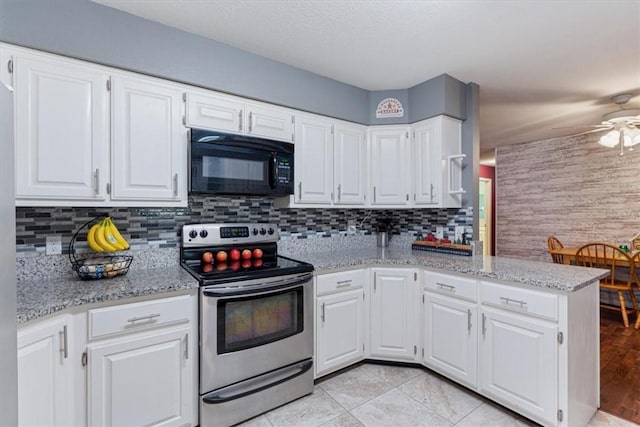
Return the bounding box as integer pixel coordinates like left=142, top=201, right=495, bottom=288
left=479, top=178, right=492, bottom=256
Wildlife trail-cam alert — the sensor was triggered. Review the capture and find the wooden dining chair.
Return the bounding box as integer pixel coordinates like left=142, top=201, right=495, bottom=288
left=547, top=236, right=564, bottom=264
left=575, top=243, right=639, bottom=328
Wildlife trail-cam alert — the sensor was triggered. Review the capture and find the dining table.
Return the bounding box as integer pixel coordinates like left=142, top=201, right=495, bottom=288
left=549, top=245, right=638, bottom=266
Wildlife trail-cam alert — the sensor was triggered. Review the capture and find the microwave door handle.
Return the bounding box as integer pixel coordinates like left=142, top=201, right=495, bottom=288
left=269, top=153, right=278, bottom=189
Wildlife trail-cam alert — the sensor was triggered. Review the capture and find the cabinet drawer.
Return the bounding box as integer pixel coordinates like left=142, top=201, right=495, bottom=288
left=424, top=271, right=478, bottom=302
left=88, top=295, right=191, bottom=340
left=480, top=281, right=558, bottom=321
left=316, top=270, right=364, bottom=296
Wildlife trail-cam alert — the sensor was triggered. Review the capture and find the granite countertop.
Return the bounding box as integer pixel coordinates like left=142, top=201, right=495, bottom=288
left=17, top=266, right=198, bottom=324
left=279, top=246, right=609, bottom=293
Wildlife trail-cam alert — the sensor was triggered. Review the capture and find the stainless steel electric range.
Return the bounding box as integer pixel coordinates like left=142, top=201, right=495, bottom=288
left=180, top=223, right=314, bottom=427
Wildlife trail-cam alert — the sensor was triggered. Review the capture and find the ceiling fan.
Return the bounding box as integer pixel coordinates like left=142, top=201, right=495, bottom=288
left=558, top=93, right=640, bottom=155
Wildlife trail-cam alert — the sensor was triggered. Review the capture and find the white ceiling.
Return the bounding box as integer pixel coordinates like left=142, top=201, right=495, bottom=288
left=94, top=0, right=640, bottom=161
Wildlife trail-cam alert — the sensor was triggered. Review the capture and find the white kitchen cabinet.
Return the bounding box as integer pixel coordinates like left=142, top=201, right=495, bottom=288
left=11, top=49, right=110, bottom=203
left=294, top=114, right=334, bottom=204
left=412, top=115, right=464, bottom=208
left=110, top=74, right=186, bottom=202
left=423, top=292, right=478, bottom=388
left=315, top=289, right=365, bottom=377
left=479, top=306, right=558, bottom=426
left=7, top=45, right=188, bottom=207
left=369, top=126, right=411, bottom=207
left=333, top=122, right=367, bottom=205
left=185, top=90, right=294, bottom=143
left=369, top=268, right=419, bottom=361
left=85, top=294, right=196, bottom=427
left=17, top=315, right=74, bottom=427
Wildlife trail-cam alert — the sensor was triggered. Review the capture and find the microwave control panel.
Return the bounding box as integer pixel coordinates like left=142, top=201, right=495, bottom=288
left=276, top=157, right=292, bottom=184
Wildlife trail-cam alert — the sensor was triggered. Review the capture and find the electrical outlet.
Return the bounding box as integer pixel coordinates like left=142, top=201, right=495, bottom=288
left=435, top=227, right=444, bottom=239
left=347, top=220, right=357, bottom=235
left=45, top=235, right=62, bottom=255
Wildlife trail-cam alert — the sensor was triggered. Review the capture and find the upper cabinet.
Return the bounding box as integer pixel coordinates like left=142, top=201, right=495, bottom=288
left=334, top=122, right=367, bottom=205
left=5, top=46, right=187, bottom=207
left=412, top=116, right=464, bottom=208
left=369, top=126, right=411, bottom=207
left=185, top=90, right=295, bottom=143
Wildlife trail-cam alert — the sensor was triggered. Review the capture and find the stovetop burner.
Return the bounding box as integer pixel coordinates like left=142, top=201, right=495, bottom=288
left=180, top=223, right=313, bottom=285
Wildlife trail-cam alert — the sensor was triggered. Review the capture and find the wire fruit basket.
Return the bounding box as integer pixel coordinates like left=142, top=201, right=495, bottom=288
left=69, top=217, right=133, bottom=280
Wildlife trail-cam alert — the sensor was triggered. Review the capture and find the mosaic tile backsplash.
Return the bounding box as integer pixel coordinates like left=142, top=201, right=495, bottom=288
left=16, top=195, right=472, bottom=257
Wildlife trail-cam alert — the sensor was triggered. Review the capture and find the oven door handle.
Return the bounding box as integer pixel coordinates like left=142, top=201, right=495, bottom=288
left=202, top=359, right=312, bottom=404
left=202, top=274, right=312, bottom=297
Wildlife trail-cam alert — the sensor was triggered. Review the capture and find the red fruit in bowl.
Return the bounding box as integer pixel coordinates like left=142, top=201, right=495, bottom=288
left=216, top=262, right=227, bottom=271
left=241, top=259, right=252, bottom=268
left=230, top=261, right=241, bottom=271
left=241, top=249, right=252, bottom=260
left=253, top=259, right=263, bottom=268
left=202, top=251, right=213, bottom=264
left=229, top=248, right=241, bottom=261
left=202, top=263, right=213, bottom=273
left=216, top=251, right=228, bottom=262
left=252, top=248, right=263, bottom=259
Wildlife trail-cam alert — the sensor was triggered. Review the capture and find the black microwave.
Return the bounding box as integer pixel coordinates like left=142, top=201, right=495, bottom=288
left=189, top=129, right=294, bottom=196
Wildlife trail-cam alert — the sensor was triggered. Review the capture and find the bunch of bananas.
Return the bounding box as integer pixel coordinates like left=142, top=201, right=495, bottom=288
left=87, top=217, right=130, bottom=252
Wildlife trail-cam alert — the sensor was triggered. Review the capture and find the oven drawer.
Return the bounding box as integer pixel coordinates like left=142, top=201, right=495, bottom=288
left=316, top=269, right=365, bottom=296
left=480, top=281, right=558, bottom=321
left=88, top=295, right=191, bottom=340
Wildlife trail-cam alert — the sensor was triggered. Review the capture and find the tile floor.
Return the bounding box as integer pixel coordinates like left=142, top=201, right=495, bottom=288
left=237, top=362, right=638, bottom=427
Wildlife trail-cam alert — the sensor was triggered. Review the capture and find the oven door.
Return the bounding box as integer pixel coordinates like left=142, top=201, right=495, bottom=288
left=199, top=272, right=313, bottom=393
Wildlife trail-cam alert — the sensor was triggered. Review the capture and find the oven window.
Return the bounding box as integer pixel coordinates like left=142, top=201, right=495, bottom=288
left=203, top=156, right=264, bottom=181
left=218, top=288, right=303, bottom=354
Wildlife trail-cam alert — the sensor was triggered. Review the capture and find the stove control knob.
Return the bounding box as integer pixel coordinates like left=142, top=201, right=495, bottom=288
left=252, top=228, right=259, bottom=236
left=199, top=230, right=208, bottom=238
left=259, top=228, right=266, bottom=235
left=268, top=227, right=275, bottom=235
left=188, top=230, right=198, bottom=239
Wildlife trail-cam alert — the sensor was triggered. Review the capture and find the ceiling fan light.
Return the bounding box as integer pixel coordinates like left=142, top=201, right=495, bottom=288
left=599, top=130, right=620, bottom=147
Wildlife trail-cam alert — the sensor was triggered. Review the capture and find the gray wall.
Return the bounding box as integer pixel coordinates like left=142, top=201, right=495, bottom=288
left=0, top=78, right=18, bottom=425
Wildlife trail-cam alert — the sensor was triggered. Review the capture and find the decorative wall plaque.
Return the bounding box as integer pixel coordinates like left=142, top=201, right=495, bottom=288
left=375, top=98, right=404, bottom=118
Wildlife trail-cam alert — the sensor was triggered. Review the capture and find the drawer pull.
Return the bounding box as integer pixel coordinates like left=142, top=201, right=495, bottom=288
left=436, top=282, right=456, bottom=292
left=127, top=313, right=161, bottom=323
left=321, top=303, right=325, bottom=322
left=336, top=279, right=352, bottom=288
left=482, top=313, right=487, bottom=337
left=499, top=297, right=528, bottom=308
left=467, top=309, right=472, bottom=332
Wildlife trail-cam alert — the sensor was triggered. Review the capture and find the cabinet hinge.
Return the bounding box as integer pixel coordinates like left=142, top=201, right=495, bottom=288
left=182, top=115, right=186, bottom=126
left=81, top=351, right=88, bottom=367
left=7, top=59, right=13, bottom=74
left=182, top=92, right=186, bottom=102
left=557, top=409, right=563, bottom=422
left=557, top=332, right=563, bottom=344
left=106, top=79, right=111, bottom=91
left=405, top=131, right=409, bottom=139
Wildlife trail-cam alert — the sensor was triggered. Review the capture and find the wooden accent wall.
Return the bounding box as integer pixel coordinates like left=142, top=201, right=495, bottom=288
left=496, top=133, right=640, bottom=262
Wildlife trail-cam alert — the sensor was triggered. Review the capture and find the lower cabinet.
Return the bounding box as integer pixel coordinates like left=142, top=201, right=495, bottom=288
left=87, top=327, right=193, bottom=427
left=479, top=306, right=558, bottom=426
left=17, top=315, right=73, bottom=427
left=423, top=292, right=477, bottom=388
left=369, top=268, right=419, bottom=361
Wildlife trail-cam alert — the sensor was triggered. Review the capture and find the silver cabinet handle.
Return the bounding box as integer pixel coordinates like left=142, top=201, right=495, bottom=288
left=184, top=333, right=189, bottom=360
left=321, top=302, right=325, bottom=322
left=373, top=186, right=376, bottom=203
left=499, top=297, right=528, bottom=308
left=173, top=174, right=178, bottom=196
left=436, top=282, right=456, bottom=292
left=467, top=309, right=472, bottom=332
left=336, top=279, right=352, bottom=288
left=248, top=111, right=253, bottom=132
left=238, top=110, right=243, bottom=132
left=430, top=183, right=435, bottom=202
left=298, top=182, right=302, bottom=201
left=127, top=313, right=160, bottom=323
left=94, top=169, right=100, bottom=194
left=482, top=313, right=486, bottom=337
left=59, top=325, right=68, bottom=359
left=337, top=184, right=341, bottom=201
left=373, top=272, right=377, bottom=291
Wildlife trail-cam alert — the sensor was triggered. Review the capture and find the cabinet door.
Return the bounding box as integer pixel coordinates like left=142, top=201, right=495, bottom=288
left=247, top=103, right=294, bottom=142
left=294, top=114, right=334, bottom=204
left=479, top=307, right=558, bottom=426
left=18, top=316, right=73, bottom=427
left=370, top=269, right=418, bottom=360
left=369, top=127, right=410, bottom=206
left=316, top=289, right=365, bottom=377
left=14, top=52, right=109, bottom=201
left=111, top=75, right=186, bottom=202
left=185, top=91, right=244, bottom=134
left=412, top=119, right=440, bottom=206
left=439, top=116, right=464, bottom=208
left=88, top=327, right=192, bottom=427
left=423, top=292, right=477, bottom=388
left=334, top=122, right=367, bottom=205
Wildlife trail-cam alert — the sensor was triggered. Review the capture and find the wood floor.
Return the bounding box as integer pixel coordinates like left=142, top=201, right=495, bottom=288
left=600, top=309, right=640, bottom=424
